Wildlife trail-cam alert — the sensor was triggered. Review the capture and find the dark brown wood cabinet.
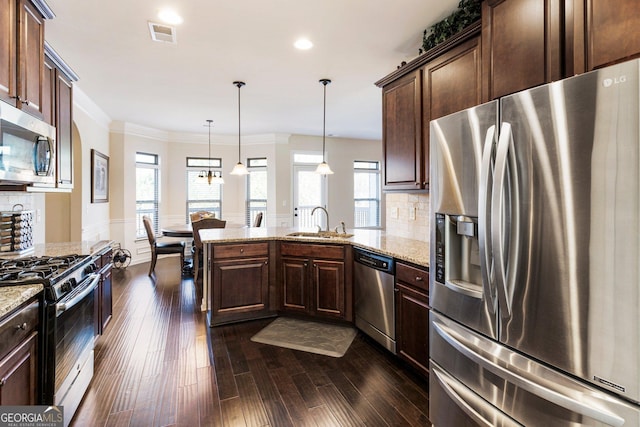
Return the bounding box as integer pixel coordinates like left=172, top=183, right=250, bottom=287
left=44, top=45, right=77, bottom=189
left=566, top=0, right=640, bottom=75
left=210, top=242, right=273, bottom=326
left=279, top=242, right=352, bottom=321
left=0, top=0, right=51, bottom=119
left=0, top=298, right=39, bottom=405
left=381, top=69, right=425, bottom=191
left=395, top=262, right=429, bottom=378
left=376, top=24, right=481, bottom=193
left=482, top=0, right=563, bottom=100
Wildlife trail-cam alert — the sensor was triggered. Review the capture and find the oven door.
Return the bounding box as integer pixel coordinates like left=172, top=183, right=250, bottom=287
left=53, top=273, right=100, bottom=399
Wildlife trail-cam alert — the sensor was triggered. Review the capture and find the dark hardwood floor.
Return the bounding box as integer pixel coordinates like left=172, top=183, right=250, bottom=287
left=71, top=258, right=431, bottom=426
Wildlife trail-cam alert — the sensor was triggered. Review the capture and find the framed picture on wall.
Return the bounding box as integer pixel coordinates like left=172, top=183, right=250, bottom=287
left=91, top=149, right=109, bottom=203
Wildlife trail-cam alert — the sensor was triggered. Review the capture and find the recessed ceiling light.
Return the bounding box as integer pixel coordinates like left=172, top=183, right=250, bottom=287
left=158, top=8, right=183, bottom=25
left=294, top=38, right=313, bottom=50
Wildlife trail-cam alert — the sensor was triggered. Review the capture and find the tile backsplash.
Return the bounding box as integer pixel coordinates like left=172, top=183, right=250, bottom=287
left=385, top=192, right=430, bottom=243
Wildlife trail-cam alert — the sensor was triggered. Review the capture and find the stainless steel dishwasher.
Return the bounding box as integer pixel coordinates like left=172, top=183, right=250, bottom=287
left=353, top=247, right=396, bottom=354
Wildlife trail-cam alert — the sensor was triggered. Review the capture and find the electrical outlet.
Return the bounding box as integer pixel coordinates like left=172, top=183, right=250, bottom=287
left=409, top=206, right=416, bottom=221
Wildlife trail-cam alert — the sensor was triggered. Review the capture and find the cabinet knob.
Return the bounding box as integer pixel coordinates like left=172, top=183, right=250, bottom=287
left=264, top=260, right=268, bottom=265
left=415, top=276, right=423, bottom=282
left=16, top=322, right=27, bottom=330
left=304, top=262, right=308, bottom=267
left=240, top=248, right=244, bottom=253
left=415, top=182, right=420, bottom=186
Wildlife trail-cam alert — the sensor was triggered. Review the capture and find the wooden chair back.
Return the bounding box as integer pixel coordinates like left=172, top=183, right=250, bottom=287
left=190, top=211, right=215, bottom=223
left=253, top=212, right=263, bottom=227
left=142, top=215, right=156, bottom=246
left=192, top=218, right=226, bottom=250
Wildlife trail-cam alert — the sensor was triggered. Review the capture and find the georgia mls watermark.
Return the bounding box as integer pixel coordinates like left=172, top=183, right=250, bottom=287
left=0, top=406, right=63, bottom=427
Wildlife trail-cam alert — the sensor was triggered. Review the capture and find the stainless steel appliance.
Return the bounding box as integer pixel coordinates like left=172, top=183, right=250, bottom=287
left=353, top=247, right=396, bottom=353
left=0, top=102, right=56, bottom=186
left=0, top=254, right=99, bottom=427
left=429, top=59, right=640, bottom=426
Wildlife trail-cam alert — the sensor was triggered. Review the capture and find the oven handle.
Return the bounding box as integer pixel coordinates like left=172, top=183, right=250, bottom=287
left=56, top=273, right=100, bottom=315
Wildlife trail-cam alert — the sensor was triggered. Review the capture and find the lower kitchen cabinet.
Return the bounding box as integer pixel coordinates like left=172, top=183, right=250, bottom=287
left=279, top=242, right=352, bottom=321
left=94, top=246, right=113, bottom=335
left=209, top=242, right=273, bottom=326
left=395, top=262, right=430, bottom=378
left=0, top=298, right=40, bottom=405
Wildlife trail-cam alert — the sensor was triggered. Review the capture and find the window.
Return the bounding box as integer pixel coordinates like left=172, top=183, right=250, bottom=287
left=354, top=161, right=381, bottom=228
left=186, top=157, right=223, bottom=222
left=136, top=152, right=160, bottom=238
left=246, top=158, right=267, bottom=227
left=293, top=153, right=327, bottom=228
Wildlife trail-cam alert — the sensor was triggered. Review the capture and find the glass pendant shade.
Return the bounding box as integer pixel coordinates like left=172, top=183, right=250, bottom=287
left=314, top=161, right=334, bottom=175
left=316, top=78, right=333, bottom=175
left=230, top=162, right=249, bottom=175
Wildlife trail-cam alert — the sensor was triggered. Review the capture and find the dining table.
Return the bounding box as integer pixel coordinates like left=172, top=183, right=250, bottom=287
left=161, top=224, right=193, bottom=238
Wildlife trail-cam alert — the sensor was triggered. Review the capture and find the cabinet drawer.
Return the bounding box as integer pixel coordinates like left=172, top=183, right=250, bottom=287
left=0, top=300, right=39, bottom=360
left=396, top=262, right=429, bottom=292
left=280, top=242, right=344, bottom=259
left=214, top=242, right=269, bottom=259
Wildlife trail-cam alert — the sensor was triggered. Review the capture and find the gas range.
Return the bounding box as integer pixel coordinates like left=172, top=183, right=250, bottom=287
left=0, top=254, right=97, bottom=302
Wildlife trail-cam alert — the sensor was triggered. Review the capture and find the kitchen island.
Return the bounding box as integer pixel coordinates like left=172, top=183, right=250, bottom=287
left=199, top=227, right=428, bottom=322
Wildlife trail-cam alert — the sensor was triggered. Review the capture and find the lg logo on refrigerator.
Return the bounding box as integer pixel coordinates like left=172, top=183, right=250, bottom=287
left=602, top=75, right=627, bottom=87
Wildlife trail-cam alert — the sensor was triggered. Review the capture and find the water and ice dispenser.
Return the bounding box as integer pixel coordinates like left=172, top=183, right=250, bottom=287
left=434, top=213, right=482, bottom=296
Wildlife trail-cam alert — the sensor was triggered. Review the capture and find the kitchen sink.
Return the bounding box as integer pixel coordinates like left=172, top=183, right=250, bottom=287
left=286, top=231, right=354, bottom=239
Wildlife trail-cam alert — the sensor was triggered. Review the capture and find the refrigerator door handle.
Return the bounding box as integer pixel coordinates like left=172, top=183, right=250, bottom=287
left=431, top=363, right=522, bottom=427
left=491, top=122, right=520, bottom=317
left=432, top=317, right=626, bottom=427
left=478, top=125, right=496, bottom=313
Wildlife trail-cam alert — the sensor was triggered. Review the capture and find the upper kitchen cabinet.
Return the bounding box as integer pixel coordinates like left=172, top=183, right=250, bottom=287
left=380, top=70, right=425, bottom=191
left=481, top=0, right=563, bottom=100
left=376, top=23, right=481, bottom=192
left=423, top=36, right=482, bottom=121
left=44, top=43, right=78, bottom=189
left=565, top=0, right=640, bottom=75
left=0, top=0, right=54, bottom=119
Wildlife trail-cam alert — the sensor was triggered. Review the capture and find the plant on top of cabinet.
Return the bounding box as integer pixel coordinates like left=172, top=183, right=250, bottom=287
left=422, top=0, right=481, bottom=52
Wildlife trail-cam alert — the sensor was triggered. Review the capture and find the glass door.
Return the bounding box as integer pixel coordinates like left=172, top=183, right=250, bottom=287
left=293, top=164, right=327, bottom=229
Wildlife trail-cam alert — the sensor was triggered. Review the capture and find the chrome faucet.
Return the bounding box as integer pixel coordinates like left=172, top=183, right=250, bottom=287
left=311, top=206, right=329, bottom=232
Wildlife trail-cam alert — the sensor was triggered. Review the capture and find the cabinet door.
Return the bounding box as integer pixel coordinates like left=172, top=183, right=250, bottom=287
left=41, top=58, right=54, bottom=125
left=211, top=257, right=269, bottom=324
left=313, top=259, right=345, bottom=319
left=101, top=266, right=112, bottom=332
left=16, top=0, right=45, bottom=118
left=382, top=69, right=425, bottom=190
left=0, top=0, right=17, bottom=106
left=567, top=0, right=640, bottom=74
left=281, top=257, right=309, bottom=314
left=395, top=283, right=430, bottom=377
left=424, top=36, right=482, bottom=121
left=0, top=331, right=37, bottom=405
left=55, top=71, right=73, bottom=188
left=482, top=0, right=562, bottom=99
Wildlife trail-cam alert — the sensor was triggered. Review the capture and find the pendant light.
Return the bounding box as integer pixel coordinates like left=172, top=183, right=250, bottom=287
left=230, top=81, right=249, bottom=175
left=198, top=120, right=224, bottom=184
left=315, top=78, right=334, bottom=175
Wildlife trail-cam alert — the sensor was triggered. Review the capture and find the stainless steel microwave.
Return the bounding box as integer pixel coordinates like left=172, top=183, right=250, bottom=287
left=0, top=102, right=56, bottom=186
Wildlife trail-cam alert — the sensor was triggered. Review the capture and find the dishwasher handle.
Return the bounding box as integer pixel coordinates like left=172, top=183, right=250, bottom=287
left=353, top=248, right=394, bottom=274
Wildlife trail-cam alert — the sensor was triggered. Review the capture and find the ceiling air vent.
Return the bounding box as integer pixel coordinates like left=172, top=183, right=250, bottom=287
left=148, top=21, right=177, bottom=44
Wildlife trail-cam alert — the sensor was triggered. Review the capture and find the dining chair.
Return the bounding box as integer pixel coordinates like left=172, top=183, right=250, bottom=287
left=192, top=217, right=226, bottom=283
left=253, top=212, right=263, bottom=227
left=189, top=211, right=215, bottom=223
left=142, top=215, right=186, bottom=276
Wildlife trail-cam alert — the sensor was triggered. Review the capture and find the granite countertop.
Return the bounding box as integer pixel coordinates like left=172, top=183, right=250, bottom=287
left=0, top=240, right=114, bottom=320
left=199, top=227, right=429, bottom=268
left=0, top=284, right=43, bottom=318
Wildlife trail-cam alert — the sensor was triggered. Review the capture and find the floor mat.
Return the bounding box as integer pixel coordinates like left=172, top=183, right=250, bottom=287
left=250, top=317, right=357, bottom=358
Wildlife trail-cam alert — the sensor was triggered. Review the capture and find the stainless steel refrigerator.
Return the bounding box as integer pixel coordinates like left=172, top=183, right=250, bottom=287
left=429, top=59, right=640, bottom=426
